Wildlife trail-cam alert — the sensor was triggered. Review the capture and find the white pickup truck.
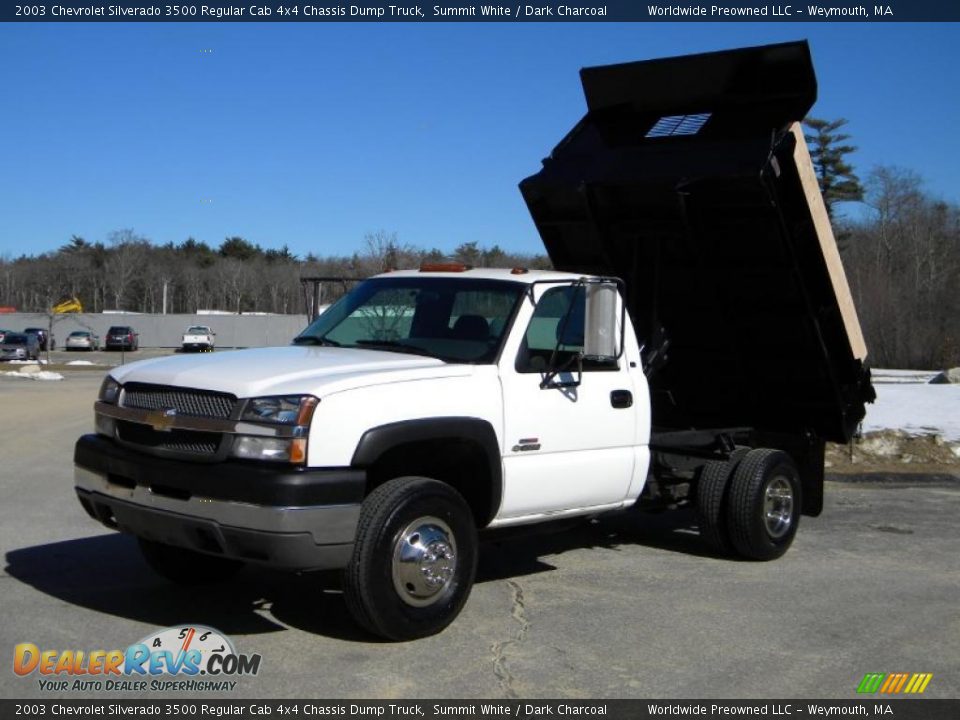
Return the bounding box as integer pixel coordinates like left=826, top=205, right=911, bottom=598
left=73, top=42, right=874, bottom=640
left=181, top=325, right=215, bottom=353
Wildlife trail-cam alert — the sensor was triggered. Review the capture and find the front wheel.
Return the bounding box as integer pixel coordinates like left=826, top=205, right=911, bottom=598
left=726, top=449, right=801, bottom=560
left=343, top=477, right=478, bottom=641
left=138, top=538, right=243, bottom=585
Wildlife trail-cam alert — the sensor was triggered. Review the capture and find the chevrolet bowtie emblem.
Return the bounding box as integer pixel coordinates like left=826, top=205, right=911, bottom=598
left=147, top=408, right=177, bottom=432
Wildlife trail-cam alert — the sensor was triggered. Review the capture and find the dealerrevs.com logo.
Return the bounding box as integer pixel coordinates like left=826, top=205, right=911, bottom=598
left=14, top=625, right=261, bottom=692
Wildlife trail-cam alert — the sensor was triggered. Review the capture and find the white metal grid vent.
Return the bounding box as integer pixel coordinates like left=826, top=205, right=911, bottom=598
left=645, top=113, right=712, bottom=138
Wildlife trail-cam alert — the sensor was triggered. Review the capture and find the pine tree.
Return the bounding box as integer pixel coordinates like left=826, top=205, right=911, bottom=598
left=803, top=117, right=864, bottom=220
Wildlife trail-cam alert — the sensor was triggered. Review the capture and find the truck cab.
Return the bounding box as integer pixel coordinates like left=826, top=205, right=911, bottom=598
left=75, top=266, right=651, bottom=639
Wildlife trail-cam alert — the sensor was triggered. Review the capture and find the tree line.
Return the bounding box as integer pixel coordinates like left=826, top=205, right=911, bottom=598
left=804, top=118, right=958, bottom=370
left=839, top=167, right=959, bottom=369
left=0, top=230, right=550, bottom=317
left=2, top=120, right=957, bottom=369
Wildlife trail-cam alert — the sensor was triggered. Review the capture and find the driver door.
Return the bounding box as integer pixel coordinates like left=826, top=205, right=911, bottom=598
left=497, top=284, right=637, bottom=520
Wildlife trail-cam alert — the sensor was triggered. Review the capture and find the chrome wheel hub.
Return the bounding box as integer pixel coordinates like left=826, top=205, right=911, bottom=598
left=764, top=476, right=794, bottom=539
left=392, top=517, right=458, bottom=607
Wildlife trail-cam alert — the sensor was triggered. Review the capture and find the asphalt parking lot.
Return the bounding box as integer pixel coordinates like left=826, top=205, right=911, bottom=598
left=1, top=368, right=958, bottom=700
left=40, top=346, right=229, bottom=368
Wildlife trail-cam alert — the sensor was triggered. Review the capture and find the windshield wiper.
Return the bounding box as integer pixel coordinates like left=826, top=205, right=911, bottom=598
left=292, top=335, right=341, bottom=347
left=353, top=340, right=446, bottom=360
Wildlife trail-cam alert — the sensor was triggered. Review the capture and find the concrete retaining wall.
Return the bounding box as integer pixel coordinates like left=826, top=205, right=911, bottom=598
left=0, top=313, right=310, bottom=349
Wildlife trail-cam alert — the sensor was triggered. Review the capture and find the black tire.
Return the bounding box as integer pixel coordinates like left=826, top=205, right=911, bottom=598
left=138, top=538, right=243, bottom=585
left=344, top=476, right=478, bottom=641
left=726, top=449, right=802, bottom=561
left=695, top=459, right=737, bottom=555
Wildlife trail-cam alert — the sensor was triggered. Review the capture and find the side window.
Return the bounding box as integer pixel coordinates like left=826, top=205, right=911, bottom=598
left=516, top=285, right=617, bottom=373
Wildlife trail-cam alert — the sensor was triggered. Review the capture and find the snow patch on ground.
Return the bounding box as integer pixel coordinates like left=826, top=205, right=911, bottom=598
left=66, top=360, right=97, bottom=366
left=3, top=370, right=64, bottom=381
left=862, top=380, right=960, bottom=442
left=5, top=359, right=48, bottom=365
left=871, top=368, right=942, bottom=384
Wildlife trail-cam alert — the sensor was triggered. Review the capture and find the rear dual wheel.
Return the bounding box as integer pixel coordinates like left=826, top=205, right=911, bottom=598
left=696, top=448, right=801, bottom=560
left=695, top=459, right=736, bottom=555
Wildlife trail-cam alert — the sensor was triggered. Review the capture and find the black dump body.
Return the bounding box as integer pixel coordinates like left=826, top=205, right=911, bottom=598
left=520, top=42, right=874, bottom=445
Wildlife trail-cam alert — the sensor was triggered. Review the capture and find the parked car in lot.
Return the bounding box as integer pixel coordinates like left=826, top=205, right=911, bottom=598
left=181, top=325, right=215, bottom=352
left=105, top=326, right=139, bottom=351
left=1, top=333, right=40, bottom=361
left=23, top=327, right=54, bottom=351
left=66, top=330, right=101, bottom=351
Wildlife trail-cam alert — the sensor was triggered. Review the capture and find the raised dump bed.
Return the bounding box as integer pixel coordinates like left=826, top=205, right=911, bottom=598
left=520, top=41, right=874, bottom=447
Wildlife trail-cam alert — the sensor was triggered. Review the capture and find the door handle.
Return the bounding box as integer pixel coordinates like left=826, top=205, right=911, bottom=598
left=610, top=390, right=633, bottom=409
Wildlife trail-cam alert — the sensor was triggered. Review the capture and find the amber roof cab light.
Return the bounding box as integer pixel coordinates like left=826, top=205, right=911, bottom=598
left=419, top=262, right=472, bottom=272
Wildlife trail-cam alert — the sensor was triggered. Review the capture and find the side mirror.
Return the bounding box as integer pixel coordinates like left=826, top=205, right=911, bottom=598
left=539, top=278, right=623, bottom=390
left=583, top=281, right=620, bottom=362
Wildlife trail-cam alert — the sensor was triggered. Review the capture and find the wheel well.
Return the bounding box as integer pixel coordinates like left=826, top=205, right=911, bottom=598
left=364, top=439, right=496, bottom=527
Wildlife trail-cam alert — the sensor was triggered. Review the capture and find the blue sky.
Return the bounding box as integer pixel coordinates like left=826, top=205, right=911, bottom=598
left=0, top=22, right=957, bottom=259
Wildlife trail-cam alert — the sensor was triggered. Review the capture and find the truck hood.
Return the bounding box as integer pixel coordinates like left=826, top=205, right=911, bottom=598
left=109, top=346, right=463, bottom=398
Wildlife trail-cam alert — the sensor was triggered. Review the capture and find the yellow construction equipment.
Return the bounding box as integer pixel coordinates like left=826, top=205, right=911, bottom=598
left=53, top=297, right=83, bottom=314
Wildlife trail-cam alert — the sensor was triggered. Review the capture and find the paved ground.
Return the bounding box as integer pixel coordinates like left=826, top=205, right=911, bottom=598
left=1, top=369, right=958, bottom=700
left=33, top=347, right=223, bottom=370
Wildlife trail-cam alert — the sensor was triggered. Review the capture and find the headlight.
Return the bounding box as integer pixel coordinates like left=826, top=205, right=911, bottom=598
left=241, top=395, right=318, bottom=425
left=99, top=376, right=121, bottom=404
left=231, top=436, right=306, bottom=463
left=95, top=413, right=116, bottom=438
left=233, top=395, right=317, bottom=464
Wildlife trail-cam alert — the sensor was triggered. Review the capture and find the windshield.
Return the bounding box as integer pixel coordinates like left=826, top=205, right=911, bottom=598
left=108, top=327, right=129, bottom=334
left=69, top=331, right=89, bottom=337
left=186, top=326, right=210, bottom=334
left=294, top=277, right=524, bottom=363
left=4, top=334, right=28, bottom=345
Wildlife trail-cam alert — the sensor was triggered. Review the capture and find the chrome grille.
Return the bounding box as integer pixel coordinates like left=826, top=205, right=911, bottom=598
left=121, top=383, right=237, bottom=419
left=117, top=421, right=220, bottom=455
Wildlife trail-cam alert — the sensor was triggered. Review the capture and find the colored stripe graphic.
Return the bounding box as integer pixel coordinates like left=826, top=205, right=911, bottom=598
left=905, top=673, right=933, bottom=694
left=857, top=673, right=885, bottom=693
left=858, top=672, right=933, bottom=694
left=879, top=674, right=898, bottom=693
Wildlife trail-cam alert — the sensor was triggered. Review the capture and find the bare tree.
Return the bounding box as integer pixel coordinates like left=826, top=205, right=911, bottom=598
left=844, top=166, right=960, bottom=368
left=104, top=230, right=149, bottom=310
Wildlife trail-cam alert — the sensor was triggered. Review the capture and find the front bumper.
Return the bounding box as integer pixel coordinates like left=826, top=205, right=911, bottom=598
left=74, top=434, right=365, bottom=570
